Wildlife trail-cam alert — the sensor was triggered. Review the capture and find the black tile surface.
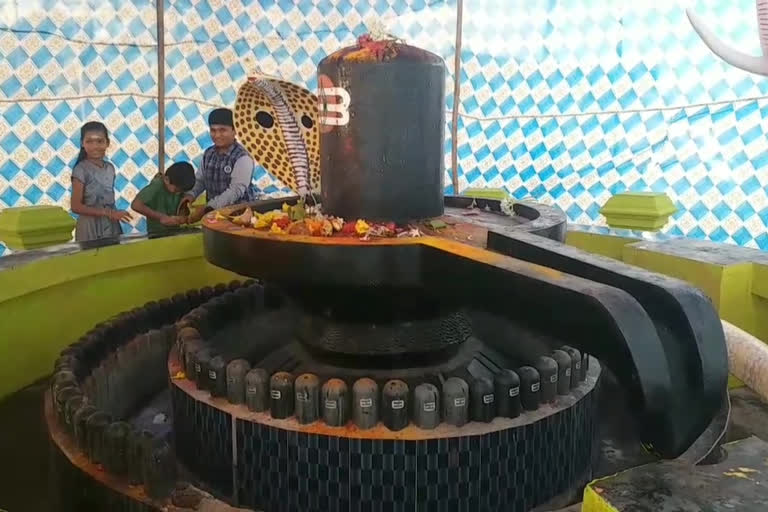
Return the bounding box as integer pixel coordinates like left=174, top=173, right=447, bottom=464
left=171, top=384, right=233, bottom=497
left=230, top=385, right=597, bottom=512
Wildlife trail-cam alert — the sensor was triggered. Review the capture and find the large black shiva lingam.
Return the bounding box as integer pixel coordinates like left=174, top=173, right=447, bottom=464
left=46, top=38, right=728, bottom=512
left=185, top=40, right=728, bottom=511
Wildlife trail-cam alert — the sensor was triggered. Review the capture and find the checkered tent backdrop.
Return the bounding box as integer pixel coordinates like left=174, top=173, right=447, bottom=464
left=1, top=0, right=767, bottom=257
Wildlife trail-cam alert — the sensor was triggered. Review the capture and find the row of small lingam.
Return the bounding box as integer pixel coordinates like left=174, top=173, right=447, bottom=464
left=178, top=322, right=591, bottom=431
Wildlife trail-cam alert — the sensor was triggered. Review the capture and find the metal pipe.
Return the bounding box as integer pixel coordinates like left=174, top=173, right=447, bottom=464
left=722, top=319, right=768, bottom=402
left=450, top=0, right=464, bottom=194
left=156, top=0, right=166, bottom=173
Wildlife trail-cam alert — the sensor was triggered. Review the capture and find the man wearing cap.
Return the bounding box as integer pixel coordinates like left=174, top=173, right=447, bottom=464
left=184, top=108, right=257, bottom=222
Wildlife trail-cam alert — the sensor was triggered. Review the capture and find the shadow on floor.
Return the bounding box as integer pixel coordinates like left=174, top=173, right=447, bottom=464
left=0, top=378, right=50, bottom=512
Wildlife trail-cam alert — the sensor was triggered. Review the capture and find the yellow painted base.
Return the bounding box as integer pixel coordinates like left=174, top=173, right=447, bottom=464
left=0, top=233, right=240, bottom=400
left=582, top=483, right=620, bottom=512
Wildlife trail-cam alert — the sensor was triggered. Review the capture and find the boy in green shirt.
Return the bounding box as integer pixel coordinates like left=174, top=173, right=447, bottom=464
left=131, top=162, right=196, bottom=235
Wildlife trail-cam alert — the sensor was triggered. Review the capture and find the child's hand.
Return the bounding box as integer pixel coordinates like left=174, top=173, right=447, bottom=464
left=187, top=208, right=206, bottom=224
left=160, top=215, right=186, bottom=226
left=109, top=210, right=133, bottom=223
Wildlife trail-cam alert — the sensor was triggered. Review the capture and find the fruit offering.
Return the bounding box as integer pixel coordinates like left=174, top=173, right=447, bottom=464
left=214, top=200, right=423, bottom=240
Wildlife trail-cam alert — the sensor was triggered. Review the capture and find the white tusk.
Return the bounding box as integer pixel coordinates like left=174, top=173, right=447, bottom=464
left=757, top=0, right=768, bottom=55
left=686, top=7, right=768, bottom=76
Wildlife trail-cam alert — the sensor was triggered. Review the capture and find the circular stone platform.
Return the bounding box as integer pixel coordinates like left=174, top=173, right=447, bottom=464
left=45, top=282, right=257, bottom=512
left=169, top=283, right=602, bottom=512
left=44, top=278, right=602, bottom=512
left=169, top=346, right=600, bottom=511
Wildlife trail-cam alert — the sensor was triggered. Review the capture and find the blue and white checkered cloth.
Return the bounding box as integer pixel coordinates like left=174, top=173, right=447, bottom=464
left=1, top=0, right=767, bottom=257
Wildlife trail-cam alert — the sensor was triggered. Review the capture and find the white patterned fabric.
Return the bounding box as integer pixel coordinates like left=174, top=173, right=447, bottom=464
left=1, top=0, right=767, bottom=257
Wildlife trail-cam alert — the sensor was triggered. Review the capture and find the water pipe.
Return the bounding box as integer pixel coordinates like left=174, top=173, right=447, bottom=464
left=722, top=319, right=768, bottom=402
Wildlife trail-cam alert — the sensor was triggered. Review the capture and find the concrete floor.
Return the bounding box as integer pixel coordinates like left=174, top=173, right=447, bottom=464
left=726, top=387, right=768, bottom=442
left=547, top=384, right=768, bottom=512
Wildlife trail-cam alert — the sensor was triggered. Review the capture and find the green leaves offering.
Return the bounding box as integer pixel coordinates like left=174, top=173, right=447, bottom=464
left=428, top=219, right=447, bottom=230
left=288, top=199, right=307, bottom=221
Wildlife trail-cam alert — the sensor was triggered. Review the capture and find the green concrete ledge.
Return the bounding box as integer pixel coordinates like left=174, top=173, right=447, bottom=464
left=462, top=188, right=510, bottom=201
left=0, top=206, right=75, bottom=250
left=599, top=192, right=677, bottom=231
left=567, top=227, right=768, bottom=389
left=0, top=232, right=240, bottom=400
left=623, top=238, right=768, bottom=343
left=565, top=229, right=645, bottom=260
left=752, top=264, right=768, bottom=301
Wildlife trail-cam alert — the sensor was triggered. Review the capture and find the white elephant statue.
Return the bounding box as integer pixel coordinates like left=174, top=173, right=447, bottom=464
left=687, top=1, right=768, bottom=75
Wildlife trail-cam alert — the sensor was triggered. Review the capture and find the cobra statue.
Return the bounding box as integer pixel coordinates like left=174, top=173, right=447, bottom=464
left=233, top=75, right=321, bottom=198
left=687, top=1, right=768, bottom=75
